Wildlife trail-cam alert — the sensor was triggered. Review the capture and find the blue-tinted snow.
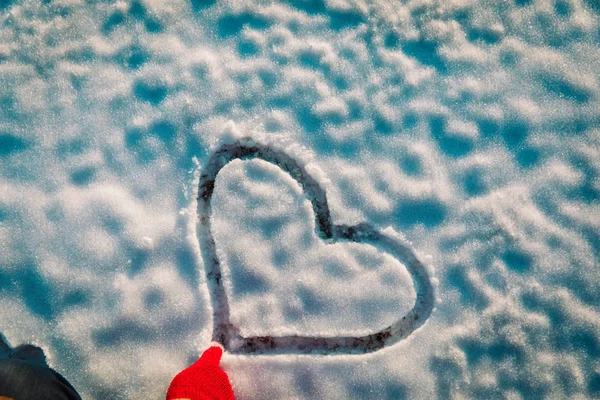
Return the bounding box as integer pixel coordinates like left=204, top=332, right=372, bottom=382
left=0, top=0, right=599, bottom=398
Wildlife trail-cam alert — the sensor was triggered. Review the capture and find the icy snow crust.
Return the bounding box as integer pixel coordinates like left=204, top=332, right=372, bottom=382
left=1, top=0, right=600, bottom=398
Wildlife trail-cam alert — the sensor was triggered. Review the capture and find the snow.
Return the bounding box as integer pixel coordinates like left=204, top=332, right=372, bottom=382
left=1, top=0, right=599, bottom=398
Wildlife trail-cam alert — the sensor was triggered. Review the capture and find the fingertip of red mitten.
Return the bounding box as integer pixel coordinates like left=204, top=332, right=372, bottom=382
left=167, top=344, right=235, bottom=400
left=210, top=341, right=224, bottom=350
left=197, top=345, right=223, bottom=367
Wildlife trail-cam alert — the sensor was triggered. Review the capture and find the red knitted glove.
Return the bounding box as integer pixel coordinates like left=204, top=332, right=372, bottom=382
left=166, top=345, right=235, bottom=400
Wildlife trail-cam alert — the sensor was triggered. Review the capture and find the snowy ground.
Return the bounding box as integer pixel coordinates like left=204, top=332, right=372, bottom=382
left=1, top=0, right=599, bottom=398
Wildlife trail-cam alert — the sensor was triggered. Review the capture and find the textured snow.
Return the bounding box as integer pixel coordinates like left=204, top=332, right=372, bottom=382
left=1, top=0, right=600, bottom=398
left=212, top=158, right=417, bottom=338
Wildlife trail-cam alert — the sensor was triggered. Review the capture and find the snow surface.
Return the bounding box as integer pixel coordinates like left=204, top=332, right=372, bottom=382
left=213, top=158, right=416, bottom=338
left=1, top=0, right=599, bottom=398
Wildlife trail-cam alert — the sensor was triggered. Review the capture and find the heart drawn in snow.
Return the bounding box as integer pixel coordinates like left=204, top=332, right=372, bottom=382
left=197, top=138, right=434, bottom=355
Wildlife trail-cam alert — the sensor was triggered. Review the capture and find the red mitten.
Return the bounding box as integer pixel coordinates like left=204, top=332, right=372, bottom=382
left=166, top=345, right=235, bottom=400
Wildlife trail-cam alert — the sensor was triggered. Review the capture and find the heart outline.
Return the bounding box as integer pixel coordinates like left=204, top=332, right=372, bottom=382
left=197, top=137, right=434, bottom=355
